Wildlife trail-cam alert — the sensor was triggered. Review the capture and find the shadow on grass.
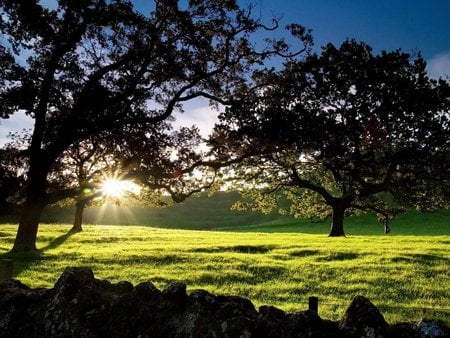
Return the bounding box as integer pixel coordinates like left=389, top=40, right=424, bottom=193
left=0, top=230, right=77, bottom=279
left=39, top=231, right=76, bottom=251
left=390, top=253, right=445, bottom=266
left=191, top=244, right=276, bottom=254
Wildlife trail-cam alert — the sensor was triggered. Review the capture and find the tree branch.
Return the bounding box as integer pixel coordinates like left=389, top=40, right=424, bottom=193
left=290, top=166, right=335, bottom=204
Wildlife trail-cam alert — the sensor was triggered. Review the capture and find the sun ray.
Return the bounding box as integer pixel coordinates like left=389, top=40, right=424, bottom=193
left=94, top=202, right=109, bottom=225
left=100, top=178, right=141, bottom=199
left=120, top=205, right=139, bottom=225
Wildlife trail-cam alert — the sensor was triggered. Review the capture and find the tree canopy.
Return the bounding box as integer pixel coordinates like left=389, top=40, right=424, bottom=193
left=213, top=40, right=450, bottom=236
left=0, top=146, right=26, bottom=213
left=0, top=0, right=311, bottom=251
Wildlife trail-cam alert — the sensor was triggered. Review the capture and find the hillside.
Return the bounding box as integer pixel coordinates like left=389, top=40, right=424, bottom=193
left=2, top=191, right=448, bottom=235
left=39, top=191, right=294, bottom=229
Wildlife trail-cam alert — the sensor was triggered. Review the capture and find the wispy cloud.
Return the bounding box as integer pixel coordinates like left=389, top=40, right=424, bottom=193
left=427, top=52, right=450, bottom=80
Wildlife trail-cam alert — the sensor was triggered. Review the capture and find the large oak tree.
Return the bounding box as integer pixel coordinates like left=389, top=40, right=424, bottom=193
left=213, top=40, right=450, bottom=236
left=0, top=0, right=311, bottom=251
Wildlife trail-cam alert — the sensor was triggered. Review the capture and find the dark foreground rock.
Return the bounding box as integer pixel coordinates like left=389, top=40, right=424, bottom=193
left=0, top=267, right=448, bottom=337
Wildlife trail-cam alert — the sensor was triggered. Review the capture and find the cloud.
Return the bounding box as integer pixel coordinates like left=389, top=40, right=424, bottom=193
left=173, top=102, right=219, bottom=138
left=0, top=111, right=34, bottom=146
left=427, top=52, right=450, bottom=79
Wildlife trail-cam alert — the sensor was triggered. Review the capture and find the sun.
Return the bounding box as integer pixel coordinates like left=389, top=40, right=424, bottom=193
left=101, top=179, right=127, bottom=197
left=101, top=179, right=140, bottom=198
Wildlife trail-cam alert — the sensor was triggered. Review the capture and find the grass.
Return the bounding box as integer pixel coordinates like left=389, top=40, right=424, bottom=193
left=1, top=192, right=295, bottom=229
left=1, top=219, right=449, bottom=324
left=221, top=209, right=450, bottom=236
left=3, top=191, right=446, bottom=236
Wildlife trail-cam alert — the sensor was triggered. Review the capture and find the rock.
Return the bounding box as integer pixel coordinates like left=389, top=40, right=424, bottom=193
left=0, top=278, right=41, bottom=337
left=255, top=305, right=286, bottom=337
left=215, top=295, right=259, bottom=337
left=339, top=295, right=389, bottom=337
left=0, top=278, right=30, bottom=304
left=287, top=310, right=339, bottom=338
left=216, top=295, right=258, bottom=318
left=388, top=319, right=450, bottom=338
left=44, top=267, right=107, bottom=337
left=161, top=281, right=188, bottom=313
left=114, top=280, right=134, bottom=293
left=134, top=281, right=161, bottom=300
left=388, top=322, right=421, bottom=338
left=415, top=318, right=449, bottom=338
left=0, top=268, right=448, bottom=338
left=53, top=266, right=96, bottom=293
left=162, top=281, right=187, bottom=301
left=259, top=305, right=286, bottom=321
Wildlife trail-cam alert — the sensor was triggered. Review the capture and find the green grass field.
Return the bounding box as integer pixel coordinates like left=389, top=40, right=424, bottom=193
left=1, top=207, right=449, bottom=324
left=3, top=191, right=446, bottom=236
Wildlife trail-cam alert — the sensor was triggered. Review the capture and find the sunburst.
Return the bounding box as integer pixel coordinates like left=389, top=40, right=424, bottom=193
left=100, top=178, right=141, bottom=198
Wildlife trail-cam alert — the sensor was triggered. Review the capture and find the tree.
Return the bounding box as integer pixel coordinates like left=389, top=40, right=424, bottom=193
left=214, top=40, right=450, bottom=236
left=53, top=125, right=210, bottom=233
left=0, top=0, right=311, bottom=251
left=48, top=135, right=124, bottom=232
left=0, top=146, right=26, bottom=214
left=0, top=131, right=30, bottom=215
left=5, top=124, right=204, bottom=233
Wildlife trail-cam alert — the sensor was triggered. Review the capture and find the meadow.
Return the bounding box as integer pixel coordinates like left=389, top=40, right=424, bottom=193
left=1, top=206, right=449, bottom=324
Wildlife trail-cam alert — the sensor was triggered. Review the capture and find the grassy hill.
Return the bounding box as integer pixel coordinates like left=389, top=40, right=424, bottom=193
left=37, top=191, right=295, bottom=229
left=6, top=191, right=445, bottom=236
left=222, top=209, right=450, bottom=236
left=1, top=192, right=448, bottom=323
left=0, top=224, right=449, bottom=324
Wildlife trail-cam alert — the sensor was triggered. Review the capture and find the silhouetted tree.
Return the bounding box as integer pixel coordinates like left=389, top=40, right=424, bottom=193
left=0, top=0, right=311, bottom=251
left=5, top=125, right=203, bottom=233
left=213, top=40, right=450, bottom=236
left=48, top=135, right=122, bottom=232
left=0, top=132, right=30, bottom=215
left=53, top=126, right=209, bottom=233
left=0, top=147, right=26, bottom=214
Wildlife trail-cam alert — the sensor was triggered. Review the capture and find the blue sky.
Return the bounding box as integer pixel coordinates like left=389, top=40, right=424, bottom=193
left=1, top=0, right=449, bottom=145
left=258, top=1, right=450, bottom=60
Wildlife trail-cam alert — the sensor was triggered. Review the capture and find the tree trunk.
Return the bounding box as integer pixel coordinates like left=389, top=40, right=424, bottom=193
left=12, top=200, right=45, bottom=252
left=12, top=156, right=50, bottom=252
left=71, top=200, right=86, bottom=233
left=328, top=201, right=346, bottom=237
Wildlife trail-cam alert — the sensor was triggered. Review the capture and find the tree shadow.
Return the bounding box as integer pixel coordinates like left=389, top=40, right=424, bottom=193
left=39, top=231, right=75, bottom=252
left=0, top=230, right=76, bottom=280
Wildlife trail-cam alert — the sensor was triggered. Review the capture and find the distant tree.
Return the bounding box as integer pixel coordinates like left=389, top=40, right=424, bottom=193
left=5, top=125, right=206, bottom=233
left=0, top=131, right=30, bottom=214
left=0, top=0, right=311, bottom=251
left=0, top=146, right=26, bottom=214
left=213, top=40, right=450, bottom=236
left=47, top=135, right=122, bottom=232
left=52, top=125, right=210, bottom=233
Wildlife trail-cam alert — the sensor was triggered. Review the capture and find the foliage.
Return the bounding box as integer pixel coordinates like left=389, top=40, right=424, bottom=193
left=0, top=0, right=312, bottom=250
left=0, top=222, right=448, bottom=324
left=213, top=40, right=450, bottom=236
left=0, top=146, right=26, bottom=211
left=0, top=131, right=30, bottom=208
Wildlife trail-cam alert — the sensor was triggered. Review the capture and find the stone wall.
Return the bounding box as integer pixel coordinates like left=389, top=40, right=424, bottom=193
left=0, top=267, right=448, bottom=337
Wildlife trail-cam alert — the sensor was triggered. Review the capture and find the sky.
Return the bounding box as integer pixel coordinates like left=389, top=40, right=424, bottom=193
left=1, top=0, right=449, bottom=145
